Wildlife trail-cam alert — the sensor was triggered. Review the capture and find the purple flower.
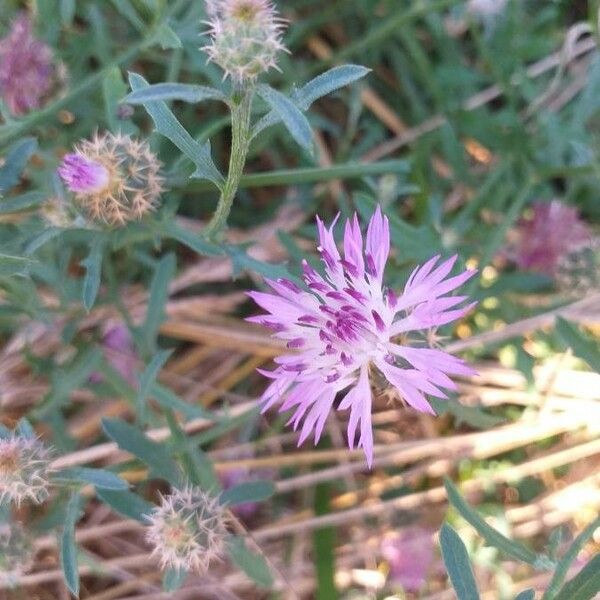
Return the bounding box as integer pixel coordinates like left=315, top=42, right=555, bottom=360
left=58, top=154, right=110, bottom=195
left=510, top=200, right=591, bottom=276
left=0, top=15, right=57, bottom=116
left=90, top=323, right=138, bottom=387
left=248, top=206, right=476, bottom=466
left=381, top=527, right=435, bottom=591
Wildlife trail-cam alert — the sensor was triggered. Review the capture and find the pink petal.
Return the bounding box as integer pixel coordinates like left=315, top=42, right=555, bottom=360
left=366, top=205, right=390, bottom=280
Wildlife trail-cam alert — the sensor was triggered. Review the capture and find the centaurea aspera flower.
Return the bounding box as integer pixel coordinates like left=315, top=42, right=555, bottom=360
left=145, top=487, right=229, bottom=573
left=508, top=200, right=591, bottom=276
left=0, top=15, right=58, bottom=116
left=0, top=434, right=53, bottom=506
left=58, top=133, right=163, bottom=226
left=248, top=207, right=476, bottom=466
left=203, top=0, right=287, bottom=84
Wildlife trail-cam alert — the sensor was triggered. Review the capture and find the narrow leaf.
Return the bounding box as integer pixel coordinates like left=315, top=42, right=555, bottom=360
left=221, top=481, right=275, bottom=506
left=97, top=488, right=154, bottom=522
left=125, top=83, right=226, bottom=105
left=444, top=479, right=539, bottom=566
left=227, top=536, right=274, bottom=588
left=440, top=524, right=480, bottom=600
left=60, top=492, right=81, bottom=597
left=0, top=137, right=37, bottom=193
left=257, top=84, right=313, bottom=151
left=136, top=349, right=173, bottom=423
left=314, top=482, right=336, bottom=600
left=0, top=253, right=36, bottom=277
left=0, top=191, right=45, bottom=214
left=143, top=253, right=176, bottom=351
left=554, top=554, right=600, bottom=600
left=57, top=467, right=129, bottom=491
left=128, top=73, right=223, bottom=186
left=155, top=22, right=182, bottom=49
left=544, top=516, right=600, bottom=599
left=81, top=236, right=105, bottom=312
left=297, top=64, right=370, bottom=108
left=161, top=221, right=223, bottom=256
left=555, top=317, right=600, bottom=373
left=151, top=383, right=214, bottom=420
left=102, top=418, right=180, bottom=484
left=514, top=590, right=535, bottom=600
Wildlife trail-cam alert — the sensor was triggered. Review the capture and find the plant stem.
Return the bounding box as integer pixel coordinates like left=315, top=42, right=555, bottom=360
left=204, top=90, right=253, bottom=240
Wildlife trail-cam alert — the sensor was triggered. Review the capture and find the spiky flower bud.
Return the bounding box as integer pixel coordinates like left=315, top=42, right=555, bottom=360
left=0, top=523, right=34, bottom=581
left=556, top=237, right=600, bottom=297
left=0, top=435, right=53, bottom=507
left=58, top=133, right=164, bottom=226
left=203, top=0, right=287, bottom=84
left=145, top=487, right=229, bottom=573
left=0, top=14, right=64, bottom=116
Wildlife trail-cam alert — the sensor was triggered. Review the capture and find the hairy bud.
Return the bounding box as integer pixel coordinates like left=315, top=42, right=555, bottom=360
left=203, top=0, right=287, bottom=84
left=145, top=487, right=229, bottom=573
left=0, top=435, right=53, bottom=507
left=0, top=523, right=34, bottom=582
left=58, top=133, right=164, bottom=226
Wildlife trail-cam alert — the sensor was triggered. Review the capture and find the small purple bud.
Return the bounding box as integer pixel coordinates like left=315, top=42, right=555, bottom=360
left=58, top=153, right=109, bottom=194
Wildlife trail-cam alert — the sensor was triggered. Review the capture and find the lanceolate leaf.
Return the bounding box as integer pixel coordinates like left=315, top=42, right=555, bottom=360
left=143, top=253, right=176, bottom=351
left=297, top=64, right=370, bottom=108
left=440, top=523, right=480, bottom=600
left=96, top=488, right=154, bottom=522
left=257, top=84, right=313, bottom=152
left=60, top=492, right=82, bottom=597
left=57, top=467, right=129, bottom=491
left=444, top=479, right=540, bottom=566
left=102, top=417, right=180, bottom=484
left=128, top=73, right=223, bottom=186
left=0, top=137, right=37, bottom=193
left=220, top=481, right=275, bottom=506
left=554, top=554, right=600, bottom=600
left=514, top=590, right=535, bottom=600
left=555, top=317, right=600, bottom=373
left=227, top=536, right=274, bottom=588
left=81, top=235, right=106, bottom=312
left=125, top=83, right=226, bottom=105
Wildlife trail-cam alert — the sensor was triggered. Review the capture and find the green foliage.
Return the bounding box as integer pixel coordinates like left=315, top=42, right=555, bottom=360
left=440, top=523, right=480, bottom=600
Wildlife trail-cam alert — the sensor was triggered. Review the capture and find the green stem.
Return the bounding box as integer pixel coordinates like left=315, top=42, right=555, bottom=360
left=204, top=90, right=253, bottom=240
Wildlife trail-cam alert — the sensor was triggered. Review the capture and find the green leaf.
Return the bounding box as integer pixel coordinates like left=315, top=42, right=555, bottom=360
left=0, top=191, right=45, bottom=214
left=151, top=382, right=214, bottom=420
left=515, top=590, right=535, bottom=600
left=429, top=398, right=505, bottom=429
left=221, top=481, right=275, bottom=506
left=314, top=482, right=337, bottom=600
left=227, top=536, right=274, bottom=588
left=0, top=253, right=36, bottom=277
left=440, top=523, right=480, bottom=600
left=444, top=479, right=540, bottom=566
left=96, top=488, right=154, bottom=522
left=163, top=568, right=187, bottom=591
left=57, top=467, right=129, bottom=491
left=544, top=516, right=600, bottom=599
left=225, top=244, right=296, bottom=281
left=103, top=67, right=136, bottom=134
left=136, top=349, right=173, bottom=423
left=555, top=318, right=600, bottom=373
left=0, top=137, right=37, bottom=193
left=128, top=73, right=223, bottom=186
left=554, top=554, right=600, bottom=600
left=60, top=0, right=76, bottom=24
left=298, top=65, right=370, bottom=108
left=102, top=418, right=180, bottom=484
left=81, top=236, right=105, bottom=312
left=60, top=492, right=82, bottom=597
left=25, top=227, right=64, bottom=255
left=161, top=221, right=223, bottom=257
left=257, top=84, right=313, bottom=152
left=155, top=22, right=182, bottom=49
left=125, top=83, right=226, bottom=105
left=143, top=253, right=176, bottom=351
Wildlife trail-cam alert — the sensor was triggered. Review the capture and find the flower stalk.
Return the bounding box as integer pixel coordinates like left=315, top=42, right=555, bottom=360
left=204, top=88, right=253, bottom=239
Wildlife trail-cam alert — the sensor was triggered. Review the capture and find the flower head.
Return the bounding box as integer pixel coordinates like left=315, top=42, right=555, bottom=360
left=381, top=527, right=435, bottom=591
left=508, top=200, right=591, bottom=276
left=0, top=15, right=59, bottom=116
left=58, top=133, right=163, bottom=226
left=203, top=0, right=287, bottom=84
left=248, top=207, right=476, bottom=466
left=0, top=434, right=53, bottom=506
left=0, top=523, right=34, bottom=581
left=145, top=487, right=229, bottom=573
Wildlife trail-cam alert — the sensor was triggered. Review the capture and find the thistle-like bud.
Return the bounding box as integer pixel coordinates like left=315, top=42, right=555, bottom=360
left=0, top=14, right=65, bottom=116
left=58, top=133, right=164, bottom=226
left=145, top=487, right=229, bottom=573
left=0, top=523, right=34, bottom=581
left=203, top=0, right=287, bottom=84
left=0, top=435, right=53, bottom=507
left=556, top=237, right=600, bottom=297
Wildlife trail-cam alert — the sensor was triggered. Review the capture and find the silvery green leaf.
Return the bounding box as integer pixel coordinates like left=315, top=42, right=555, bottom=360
left=125, top=83, right=226, bottom=105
